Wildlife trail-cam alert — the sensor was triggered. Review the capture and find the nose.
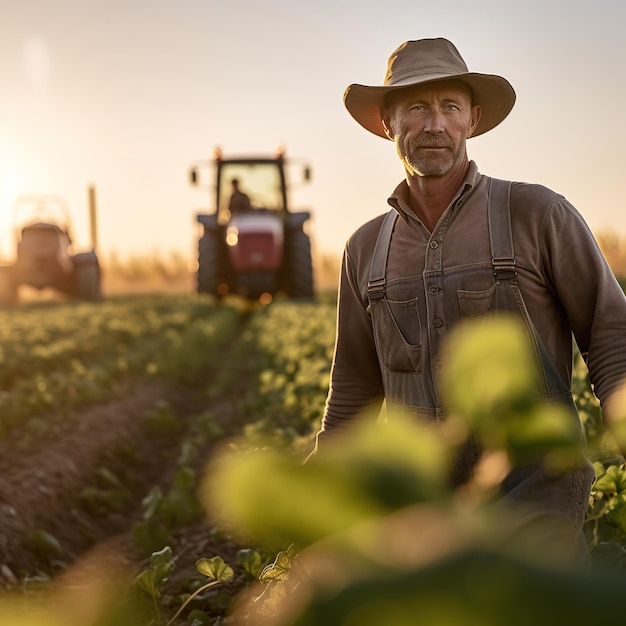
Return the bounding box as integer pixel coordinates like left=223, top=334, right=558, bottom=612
left=424, top=109, right=445, bottom=134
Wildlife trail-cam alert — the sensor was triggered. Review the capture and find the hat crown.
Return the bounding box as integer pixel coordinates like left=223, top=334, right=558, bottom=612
left=385, top=38, right=469, bottom=86
left=343, top=37, right=516, bottom=139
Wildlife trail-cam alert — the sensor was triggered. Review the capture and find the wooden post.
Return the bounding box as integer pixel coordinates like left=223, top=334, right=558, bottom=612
left=88, top=185, right=98, bottom=252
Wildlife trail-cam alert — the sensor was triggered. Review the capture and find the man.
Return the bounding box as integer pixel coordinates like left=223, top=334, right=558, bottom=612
left=228, top=178, right=252, bottom=214
left=311, top=38, right=626, bottom=553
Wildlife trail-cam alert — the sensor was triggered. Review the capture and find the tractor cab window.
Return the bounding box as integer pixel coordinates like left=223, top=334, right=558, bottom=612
left=18, top=224, right=68, bottom=254
left=217, top=162, right=285, bottom=224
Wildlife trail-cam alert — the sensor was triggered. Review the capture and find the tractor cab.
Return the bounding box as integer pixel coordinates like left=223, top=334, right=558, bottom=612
left=18, top=221, right=72, bottom=256
left=216, top=159, right=287, bottom=223
left=16, top=222, right=75, bottom=288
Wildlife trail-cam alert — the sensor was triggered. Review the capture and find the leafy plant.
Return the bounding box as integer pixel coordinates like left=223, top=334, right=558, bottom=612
left=131, top=546, right=176, bottom=624
left=132, top=468, right=203, bottom=557
left=164, top=556, right=233, bottom=626
left=203, top=315, right=626, bottom=625
left=30, top=529, right=63, bottom=560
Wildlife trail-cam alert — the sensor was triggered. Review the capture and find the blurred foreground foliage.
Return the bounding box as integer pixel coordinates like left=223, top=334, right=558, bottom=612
left=204, top=314, right=626, bottom=626
left=2, top=302, right=626, bottom=625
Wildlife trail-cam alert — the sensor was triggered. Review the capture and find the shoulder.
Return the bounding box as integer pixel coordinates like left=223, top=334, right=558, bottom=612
left=507, top=180, right=585, bottom=229
left=509, top=181, right=564, bottom=208
left=504, top=180, right=596, bottom=268
left=345, top=212, right=390, bottom=254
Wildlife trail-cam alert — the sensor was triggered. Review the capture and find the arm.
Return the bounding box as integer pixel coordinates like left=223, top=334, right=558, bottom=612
left=311, top=243, right=384, bottom=454
left=541, top=196, right=626, bottom=450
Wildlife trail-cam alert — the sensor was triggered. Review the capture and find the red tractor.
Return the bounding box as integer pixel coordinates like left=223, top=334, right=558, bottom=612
left=0, top=190, right=101, bottom=306
left=190, top=147, right=314, bottom=301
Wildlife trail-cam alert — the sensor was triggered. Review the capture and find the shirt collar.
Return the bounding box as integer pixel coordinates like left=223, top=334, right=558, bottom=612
left=387, top=160, right=481, bottom=223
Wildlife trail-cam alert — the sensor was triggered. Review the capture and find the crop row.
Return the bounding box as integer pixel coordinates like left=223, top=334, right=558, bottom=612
left=0, top=295, right=241, bottom=438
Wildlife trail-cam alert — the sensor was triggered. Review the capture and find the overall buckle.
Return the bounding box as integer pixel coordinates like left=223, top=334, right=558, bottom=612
left=367, top=278, right=386, bottom=301
left=493, top=257, right=516, bottom=281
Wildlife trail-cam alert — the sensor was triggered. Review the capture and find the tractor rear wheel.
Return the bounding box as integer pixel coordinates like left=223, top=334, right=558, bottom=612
left=0, top=266, right=18, bottom=307
left=73, top=252, right=101, bottom=301
left=285, top=230, right=314, bottom=299
left=197, top=235, right=221, bottom=297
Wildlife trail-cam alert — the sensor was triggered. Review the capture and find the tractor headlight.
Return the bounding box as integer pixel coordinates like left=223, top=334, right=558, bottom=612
left=226, top=227, right=239, bottom=246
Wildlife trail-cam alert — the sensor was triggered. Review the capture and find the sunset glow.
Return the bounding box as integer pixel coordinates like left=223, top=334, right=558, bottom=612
left=0, top=0, right=624, bottom=264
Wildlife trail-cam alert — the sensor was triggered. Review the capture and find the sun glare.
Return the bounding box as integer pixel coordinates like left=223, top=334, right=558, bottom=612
left=22, top=36, right=52, bottom=90
left=0, top=159, right=26, bottom=259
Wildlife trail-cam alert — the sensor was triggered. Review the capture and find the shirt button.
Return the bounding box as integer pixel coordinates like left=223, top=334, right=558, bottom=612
left=435, top=362, right=444, bottom=371
left=432, top=318, right=443, bottom=328
left=428, top=285, right=439, bottom=295
left=429, top=241, right=439, bottom=249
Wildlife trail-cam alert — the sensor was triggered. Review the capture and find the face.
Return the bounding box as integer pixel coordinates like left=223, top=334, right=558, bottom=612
left=382, top=80, right=481, bottom=179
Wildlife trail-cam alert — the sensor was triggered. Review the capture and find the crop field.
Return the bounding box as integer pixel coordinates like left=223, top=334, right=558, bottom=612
left=0, top=292, right=625, bottom=625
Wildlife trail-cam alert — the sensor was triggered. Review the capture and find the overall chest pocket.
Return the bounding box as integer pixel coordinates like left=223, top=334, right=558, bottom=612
left=457, top=283, right=497, bottom=320
left=372, top=298, right=423, bottom=374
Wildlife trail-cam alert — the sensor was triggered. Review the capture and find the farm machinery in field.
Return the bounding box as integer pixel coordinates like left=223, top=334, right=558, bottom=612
left=189, top=146, right=315, bottom=301
left=0, top=188, right=101, bottom=306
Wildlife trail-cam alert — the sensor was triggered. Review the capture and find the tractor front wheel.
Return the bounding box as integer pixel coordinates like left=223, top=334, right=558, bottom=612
left=285, top=230, right=314, bottom=299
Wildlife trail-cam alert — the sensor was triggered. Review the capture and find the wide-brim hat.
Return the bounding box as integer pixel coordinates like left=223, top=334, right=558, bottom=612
left=344, top=38, right=516, bottom=139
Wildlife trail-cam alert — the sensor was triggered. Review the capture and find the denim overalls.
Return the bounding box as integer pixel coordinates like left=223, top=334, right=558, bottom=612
left=366, top=177, right=595, bottom=548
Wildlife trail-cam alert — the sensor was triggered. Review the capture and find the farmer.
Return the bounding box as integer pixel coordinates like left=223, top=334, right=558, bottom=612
left=228, top=178, right=252, bottom=214
left=310, top=38, right=626, bottom=555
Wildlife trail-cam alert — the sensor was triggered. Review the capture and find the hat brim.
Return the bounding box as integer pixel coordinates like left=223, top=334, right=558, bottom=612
left=344, top=73, right=516, bottom=139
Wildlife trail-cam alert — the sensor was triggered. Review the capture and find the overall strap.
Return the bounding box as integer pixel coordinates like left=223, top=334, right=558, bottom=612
left=488, top=177, right=516, bottom=280
left=488, top=177, right=575, bottom=398
left=367, top=209, right=397, bottom=301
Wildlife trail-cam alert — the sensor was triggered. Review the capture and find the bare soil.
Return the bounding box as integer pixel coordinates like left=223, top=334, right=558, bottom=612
left=0, top=379, right=246, bottom=622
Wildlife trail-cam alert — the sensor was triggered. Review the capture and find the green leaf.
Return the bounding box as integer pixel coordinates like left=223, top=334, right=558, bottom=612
left=30, top=529, right=63, bottom=559
left=440, top=316, right=539, bottom=427
left=142, top=486, right=164, bottom=520
left=606, top=499, right=626, bottom=534
left=96, top=466, right=121, bottom=487
left=131, top=569, right=158, bottom=599
left=173, top=466, right=195, bottom=491
left=132, top=519, right=170, bottom=555
left=259, top=550, right=293, bottom=584
left=187, top=609, right=213, bottom=625
left=593, top=461, right=606, bottom=480
left=151, top=545, right=175, bottom=587
left=196, top=556, right=234, bottom=582
left=237, top=549, right=265, bottom=579
left=178, top=439, right=197, bottom=466
left=203, top=416, right=448, bottom=548
left=593, top=464, right=626, bottom=496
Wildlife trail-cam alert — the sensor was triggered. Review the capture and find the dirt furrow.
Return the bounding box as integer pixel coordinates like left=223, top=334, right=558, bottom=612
left=0, top=382, right=201, bottom=583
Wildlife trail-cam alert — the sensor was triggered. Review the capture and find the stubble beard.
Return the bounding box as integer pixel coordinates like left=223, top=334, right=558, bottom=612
left=397, top=136, right=462, bottom=178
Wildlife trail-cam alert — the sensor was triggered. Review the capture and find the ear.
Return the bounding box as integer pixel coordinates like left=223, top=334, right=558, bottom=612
left=380, top=107, right=395, bottom=140
left=467, top=104, right=481, bottom=138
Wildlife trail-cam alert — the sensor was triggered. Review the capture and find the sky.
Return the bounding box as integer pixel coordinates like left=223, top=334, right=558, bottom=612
left=0, top=0, right=625, bottom=265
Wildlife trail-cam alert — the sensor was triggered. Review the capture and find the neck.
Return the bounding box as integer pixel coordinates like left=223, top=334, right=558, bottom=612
left=406, top=161, right=469, bottom=231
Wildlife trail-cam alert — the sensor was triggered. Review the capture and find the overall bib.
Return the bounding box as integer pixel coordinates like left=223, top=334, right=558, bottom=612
left=366, top=178, right=595, bottom=547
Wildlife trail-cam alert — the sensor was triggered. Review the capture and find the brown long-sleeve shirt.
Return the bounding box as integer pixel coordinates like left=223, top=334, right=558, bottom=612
left=316, top=162, right=626, bottom=447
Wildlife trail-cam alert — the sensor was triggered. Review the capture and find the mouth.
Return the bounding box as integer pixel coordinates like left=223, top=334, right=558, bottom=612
left=418, top=144, right=450, bottom=150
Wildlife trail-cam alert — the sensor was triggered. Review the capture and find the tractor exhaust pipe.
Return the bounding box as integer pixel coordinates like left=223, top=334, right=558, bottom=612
left=88, top=185, right=98, bottom=252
